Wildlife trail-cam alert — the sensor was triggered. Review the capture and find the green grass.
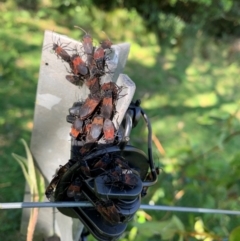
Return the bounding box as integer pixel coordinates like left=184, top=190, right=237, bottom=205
left=1, top=2, right=240, bottom=240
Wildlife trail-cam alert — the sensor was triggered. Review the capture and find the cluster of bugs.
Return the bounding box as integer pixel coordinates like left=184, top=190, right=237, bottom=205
left=42, top=27, right=160, bottom=241
left=79, top=154, right=139, bottom=224
left=46, top=152, right=140, bottom=224
left=45, top=158, right=77, bottom=200
left=46, top=26, right=113, bottom=86
left=45, top=27, right=124, bottom=154
left=96, top=200, right=121, bottom=224
left=66, top=79, right=123, bottom=155
left=45, top=27, right=142, bottom=226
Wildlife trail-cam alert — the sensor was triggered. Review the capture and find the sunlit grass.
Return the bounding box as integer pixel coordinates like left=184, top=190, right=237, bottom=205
left=128, top=43, right=159, bottom=67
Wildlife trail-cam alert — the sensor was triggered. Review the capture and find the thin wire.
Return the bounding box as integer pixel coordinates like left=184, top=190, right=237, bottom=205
left=140, top=204, right=240, bottom=215
left=0, top=202, right=92, bottom=209
left=1, top=202, right=240, bottom=215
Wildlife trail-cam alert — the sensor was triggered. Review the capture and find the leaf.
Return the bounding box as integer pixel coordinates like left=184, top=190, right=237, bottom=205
left=11, top=153, right=28, bottom=167
left=221, top=0, right=233, bottom=11
left=194, top=218, right=205, bottom=239
left=35, top=167, right=45, bottom=202
left=169, top=0, right=178, bottom=6
left=197, top=115, right=216, bottom=126
left=184, top=92, right=218, bottom=108
left=12, top=140, right=46, bottom=241
left=204, top=237, right=213, bottom=241
left=229, top=226, right=240, bottom=241
left=151, top=188, right=165, bottom=203
left=133, top=215, right=185, bottom=240
left=129, top=227, right=138, bottom=241
left=136, top=211, right=146, bottom=223
left=12, top=139, right=45, bottom=202
left=217, top=131, right=227, bottom=150
left=21, top=139, right=38, bottom=196
left=172, top=215, right=185, bottom=232
left=12, top=153, right=32, bottom=189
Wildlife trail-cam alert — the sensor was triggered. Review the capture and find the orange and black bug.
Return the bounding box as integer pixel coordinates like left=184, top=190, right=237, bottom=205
left=93, top=46, right=105, bottom=70
left=52, top=42, right=71, bottom=63
left=89, top=65, right=105, bottom=79
left=101, top=90, right=113, bottom=119
left=82, top=121, right=92, bottom=135
left=89, top=44, right=114, bottom=78
left=100, top=31, right=112, bottom=50
left=66, top=114, right=75, bottom=124
left=114, top=156, right=130, bottom=169
left=67, top=177, right=82, bottom=200
left=105, top=166, right=122, bottom=182
left=65, top=75, right=84, bottom=86
left=70, top=54, right=89, bottom=77
left=101, top=82, right=123, bottom=101
left=96, top=201, right=120, bottom=224
left=101, top=82, right=115, bottom=91
left=65, top=75, right=80, bottom=85
left=101, top=39, right=112, bottom=50
left=44, top=32, right=71, bottom=63
left=70, top=118, right=83, bottom=139
left=92, top=153, right=111, bottom=170
left=79, top=160, right=91, bottom=177
left=85, top=76, right=98, bottom=89
left=79, top=141, right=97, bottom=156
left=122, top=172, right=139, bottom=189
left=86, top=115, right=104, bottom=142
left=103, top=118, right=115, bottom=143
left=74, top=26, right=93, bottom=65
left=79, top=95, right=101, bottom=120
left=45, top=176, right=60, bottom=200
left=54, top=163, right=70, bottom=177
left=85, top=77, right=100, bottom=95
left=45, top=162, right=71, bottom=199
left=68, top=101, right=83, bottom=117
left=79, top=145, right=89, bottom=155
left=105, top=166, right=138, bottom=190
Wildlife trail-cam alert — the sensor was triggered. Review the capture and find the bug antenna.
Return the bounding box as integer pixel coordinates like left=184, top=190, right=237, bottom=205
left=42, top=43, right=54, bottom=51
left=51, top=29, right=55, bottom=44
left=74, top=26, right=88, bottom=35
left=101, top=31, right=111, bottom=42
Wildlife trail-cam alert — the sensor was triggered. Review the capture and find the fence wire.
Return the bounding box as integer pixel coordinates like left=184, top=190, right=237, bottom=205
left=1, top=202, right=240, bottom=215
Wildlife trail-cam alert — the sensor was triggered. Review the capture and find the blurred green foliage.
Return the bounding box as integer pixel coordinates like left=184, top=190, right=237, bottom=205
left=1, top=0, right=240, bottom=240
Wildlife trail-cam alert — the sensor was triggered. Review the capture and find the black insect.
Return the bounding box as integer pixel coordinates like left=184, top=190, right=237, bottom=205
left=69, top=54, right=89, bottom=77
left=103, top=118, right=115, bottom=143
left=74, top=26, right=94, bottom=65
left=96, top=200, right=120, bottom=224
left=104, top=166, right=138, bottom=190
left=44, top=32, right=71, bottom=63
left=67, top=177, right=82, bottom=201
left=45, top=162, right=72, bottom=200
left=86, top=116, right=104, bottom=143
left=85, top=76, right=100, bottom=95
left=70, top=118, right=83, bottom=139
left=101, top=90, right=113, bottom=119
left=79, top=160, right=91, bottom=177
left=78, top=95, right=101, bottom=121
left=92, top=153, right=112, bottom=170
left=45, top=176, right=60, bottom=200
